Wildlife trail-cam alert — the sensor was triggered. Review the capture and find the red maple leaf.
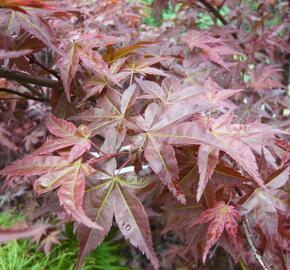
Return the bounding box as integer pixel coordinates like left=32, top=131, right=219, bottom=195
left=191, top=201, right=239, bottom=263
left=35, top=113, right=92, bottom=162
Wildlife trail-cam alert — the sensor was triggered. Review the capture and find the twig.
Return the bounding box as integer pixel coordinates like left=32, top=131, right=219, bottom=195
left=26, top=55, right=61, bottom=81
left=16, top=81, right=42, bottom=97
left=0, top=87, right=49, bottom=102
left=235, top=187, right=270, bottom=270
left=196, top=0, right=243, bottom=49
left=197, top=0, right=228, bottom=25
left=242, top=217, right=269, bottom=270
left=0, top=67, right=61, bottom=88
left=217, top=0, right=226, bottom=10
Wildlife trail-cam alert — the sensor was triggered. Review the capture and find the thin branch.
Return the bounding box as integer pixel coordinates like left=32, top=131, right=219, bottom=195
left=16, top=81, right=42, bottom=97
left=242, top=217, right=269, bottom=270
left=217, top=0, right=226, bottom=10
left=196, top=0, right=243, bottom=48
left=0, top=67, right=62, bottom=88
left=0, top=87, right=49, bottom=102
left=234, top=187, right=270, bottom=270
left=197, top=0, right=228, bottom=25
left=26, top=55, right=61, bottom=81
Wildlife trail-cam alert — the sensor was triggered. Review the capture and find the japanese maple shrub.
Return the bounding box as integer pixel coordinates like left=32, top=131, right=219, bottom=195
left=0, top=0, right=289, bottom=269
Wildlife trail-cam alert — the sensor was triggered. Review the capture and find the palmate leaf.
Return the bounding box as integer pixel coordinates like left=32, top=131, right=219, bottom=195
left=81, top=57, right=128, bottom=101
left=77, top=181, right=114, bottom=270
left=159, top=108, right=282, bottom=190
left=0, top=156, right=102, bottom=230
left=57, top=34, right=123, bottom=102
left=137, top=76, right=204, bottom=106
left=133, top=102, right=214, bottom=204
left=137, top=77, right=241, bottom=109
left=35, top=113, right=91, bottom=162
left=77, top=84, right=139, bottom=153
left=120, top=54, right=168, bottom=82
left=77, top=163, right=159, bottom=270
left=201, top=78, right=242, bottom=108
left=0, top=9, right=60, bottom=53
left=135, top=78, right=243, bottom=202
left=249, top=64, right=283, bottom=92
left=190, top=201, right=239, bottom=263
left=131, top=84, right=282, bottom=201
left=241, top=165, right=290, bottom=243
left=182, top=30, right=240, bottom=70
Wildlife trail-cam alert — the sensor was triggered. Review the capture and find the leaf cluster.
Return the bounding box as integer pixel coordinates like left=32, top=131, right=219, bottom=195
left=0, top=0, right=289, bottom=269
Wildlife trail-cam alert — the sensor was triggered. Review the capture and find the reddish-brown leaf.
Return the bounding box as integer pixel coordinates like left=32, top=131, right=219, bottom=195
left=0, top=223, right=49, bottom=243
left=57, top=34, right=122, bottom=102
left=191, top=202, right=239, bottom=263
left=0, top=156, right=102, bottom=230
left=182, top=30, right=241, bottom=70
left=197, top=145, right=219, bottom=202
left=76, top=164, right=159, bottom=270
left=35, top=113, right=91, bottom=162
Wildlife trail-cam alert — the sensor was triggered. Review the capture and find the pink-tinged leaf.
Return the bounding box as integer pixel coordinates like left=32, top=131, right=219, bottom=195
left=0, top=155, right=101, bottom=229
left=76, top=181, right=115, bottom=270
left=240, top=166, right=290, bottom=242
left=218, top=137, right=264, bottom=187
left=134, top=103, right=215, bottom=202
left=249, top=64, right=283, bottom=92
left=58, top=43, right=79, bottom=102
left=34, top=138, right=78, bottom=156
left=160, top=77, right=204, bottom=105
left=46, top=113, right=77, bottom=137
left=69, top=140, right=91, bottom=162
left=0, top=49, right=32, bottom=60
left=0, top=0, right=57, bottom=10
left=16, top=13, right=61, bottom=54
left=266, top=166, right=290, bottom=190
left=137, top=78, right=166, bottom=102
left=197, top=145, right=219, bottom=202
left=77, top=49, right=107, bottom=72
left=182, top=30, right=241, bottom=70
left=78, top=85, right=138, bottom=152
left=76, top=33, right=123, bottom=48
left=58, top=171, right=103, bottom=230
left=121, top=55, right=168, bottom=80
left=161, top=120, right=265, bottom=188
left=182, top=30, right=221, bottom=50
left=202, top=78, right=243, bottom=107
left=0, top=156, right=70, bottom=175
left=191, top=202, right=239, bottom=263
left=202, top=219, right=224, bottom=262
left=81, top=57, right=127, bottom=101
left=144, top=137, right=185, bottom=204
left=113, top=184, right=159, bottom=270
left=120, top=84, right=139, bottom=114
left=100, top=127, right=126, bottom=154
left=58, top=34, right=122, bottom=102
left=81, top=81, right=106, bottom=101
left=76, top=169, right=157, bottom=270
left=0, top=223, right=49, bottom=243
left=37, top=114, right=91, bottom=161
left=34, top=166, right=75, bottom=194
left=39, top=231, right=60, bottom=256
left=137, top=77, right=204, bottom=106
